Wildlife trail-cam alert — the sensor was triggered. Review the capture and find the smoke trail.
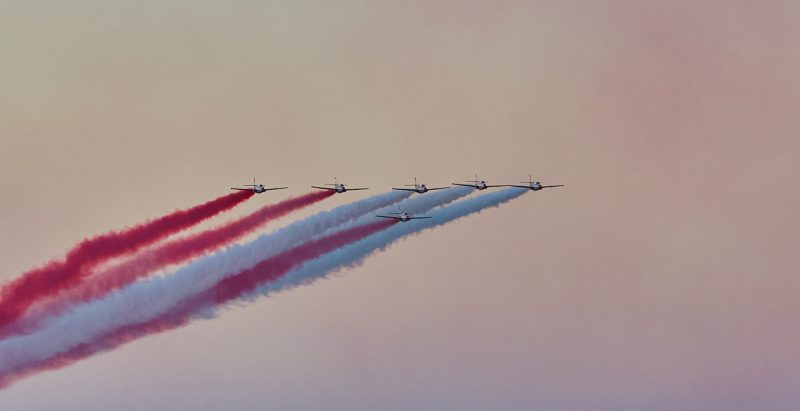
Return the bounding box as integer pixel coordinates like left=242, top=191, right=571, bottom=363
left=0, top=219, right=398, bottom=388
left=253, top=187, right=528, bottom=299
left=0, top=191, right=413, bottom=372
left=0, top=188, right=524, bottom=388
left=0, top=189, right=463, bottom=380
left=332, top=185, right=473, bottom=234
left=0, top=190, right=253, bottom=329
left=2, top=190, right=334, bottom=339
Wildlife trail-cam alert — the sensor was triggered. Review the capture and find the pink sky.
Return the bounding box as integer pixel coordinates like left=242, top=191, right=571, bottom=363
left=1, top=1, right=798, bottom=409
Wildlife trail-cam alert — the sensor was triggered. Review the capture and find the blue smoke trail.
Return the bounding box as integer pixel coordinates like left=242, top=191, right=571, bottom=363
left=328, top=185, right=474, bottom=234
left=248, top=187, right=528, bottom=300
left=0, top=188, right=509, bottom=376
left=0, top=190, right=412, bottom=371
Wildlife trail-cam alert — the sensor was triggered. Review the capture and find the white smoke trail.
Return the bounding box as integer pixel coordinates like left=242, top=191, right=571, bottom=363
left=250, top=187, right=528, bottom=299
left=336, top=185, right=474, bottom=233
left=0, top=188, right=477, bottom=372
left=0, top=190, right=410, bottom=371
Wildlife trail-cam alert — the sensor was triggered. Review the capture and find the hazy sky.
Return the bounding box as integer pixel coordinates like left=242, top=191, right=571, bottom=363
left=1, top=1, right=798, bottom=410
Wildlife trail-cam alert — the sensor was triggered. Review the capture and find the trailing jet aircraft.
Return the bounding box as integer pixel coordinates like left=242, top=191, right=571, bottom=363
left=231, top=178, right=288, bottom=193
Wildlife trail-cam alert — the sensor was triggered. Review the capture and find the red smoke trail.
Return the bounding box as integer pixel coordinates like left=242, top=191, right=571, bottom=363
left=0, top=190, right=253, bottom=330
left=2, top=190, right=334, bottom=338
left=0, top=218, right=396, bottom=389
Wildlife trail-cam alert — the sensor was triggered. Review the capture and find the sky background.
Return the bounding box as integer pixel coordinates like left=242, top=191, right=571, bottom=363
left=1, top=1, right=799, bottom=410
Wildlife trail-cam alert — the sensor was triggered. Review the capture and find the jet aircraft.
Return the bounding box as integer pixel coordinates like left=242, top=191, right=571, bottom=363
left=506, top=175, right=564, bottom=191
left=452, top=174, right=504, bottom=190
left=311, top=178, right=368, bottom=193
left=231, top=178, right=288, bottom=193
left=376, top=212, right=432, bottom=222
left=392, top=177, right=449, bottom=194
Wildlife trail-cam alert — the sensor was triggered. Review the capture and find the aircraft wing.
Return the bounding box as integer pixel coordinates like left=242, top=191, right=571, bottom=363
left=264, top=187, right=289, bottom=191
left=485, top=185, right=505, bottom=188
left=230, top=188, right=252, bottom=191
left=375, top=215, right=398, bottom=219
left=392, top=188, right=417, bottom=192
left=451, top=183, right=476, bottom=188
left=505, top=185, right=532, bottom=189
left=427, top=187, right=449, bottom=191
left=542, top=184, right=565, bottom=188
left=348, top=187, right=369, bottom=191
left=311, top=186, right=335, bottom=191
left=408, top=216, right=433, bottom=219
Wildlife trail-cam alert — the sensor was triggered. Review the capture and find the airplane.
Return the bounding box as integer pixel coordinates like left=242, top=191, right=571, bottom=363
left=506, top=175, right=564, bottom=191
left=231, top=178, right=288, bottom=193
left=451, top=174, right=504, bottom=190
left=311, top=177, right=368, bottom=194
left=392, top=177, right=449, bottom=194
left=376, top=212, right=432, bottom=222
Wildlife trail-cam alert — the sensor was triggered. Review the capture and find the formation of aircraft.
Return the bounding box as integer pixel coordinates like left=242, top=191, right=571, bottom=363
left=234, top=174, right=562, bottom=224
left=230, top=178, right=288, bottom=194
left=392, top=177, right=449, bottom=194
left=311, top=177, right=369, bottom=194
left=234, top=174, right=564, bottom=195
left=375, top=212, right=432, bottom=222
